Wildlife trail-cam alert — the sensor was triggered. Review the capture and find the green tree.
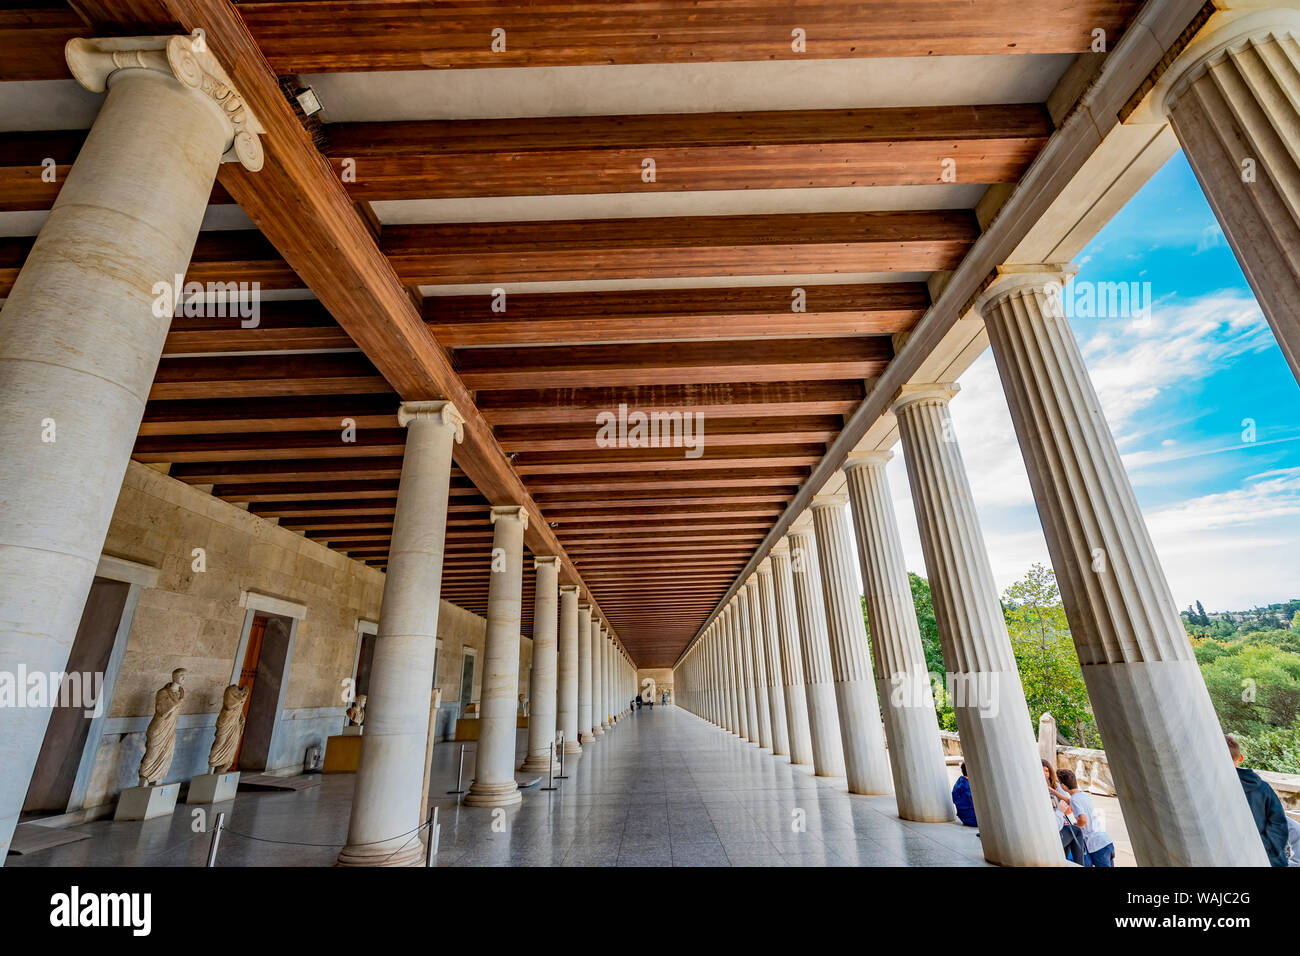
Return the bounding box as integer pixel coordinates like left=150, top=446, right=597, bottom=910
left=861, top=573, right=955, bottom=730
left=1291, top=609, right=1300, bottom=631
left=1201, top=642, right=1300, bottom=737
left=1001, top=564, right=1095, bottom=746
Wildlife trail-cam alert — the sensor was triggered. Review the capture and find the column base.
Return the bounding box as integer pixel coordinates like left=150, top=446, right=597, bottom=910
left=592, top=726, right=604, bottom=736
left=518, top=753, right=554, bottom=774
left=336, top=838, right=427, bottom=867
left=562, top=740, right=583, bottom=756
left=463, top=780, right=522, bottom=808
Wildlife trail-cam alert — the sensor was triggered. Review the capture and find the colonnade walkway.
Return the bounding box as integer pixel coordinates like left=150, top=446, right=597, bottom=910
left=9, top=706, right=987, bottom=867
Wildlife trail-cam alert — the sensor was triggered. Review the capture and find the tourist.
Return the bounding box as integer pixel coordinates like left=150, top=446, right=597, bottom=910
left=952, top=762, right=977, bottom=827
left=1043, top=758, right=1086, bottom=864
left=1226, top=734, right=1289, bottom=866
left=1056, top=768, right=1115, bottom=867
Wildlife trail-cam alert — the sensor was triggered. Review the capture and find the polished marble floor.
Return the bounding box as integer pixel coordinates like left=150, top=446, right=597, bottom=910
left=10, top=705, right=991, bottom=867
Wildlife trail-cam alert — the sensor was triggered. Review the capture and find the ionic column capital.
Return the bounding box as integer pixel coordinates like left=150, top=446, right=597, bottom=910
left=558, top=584, right=580, bottom=595
left=397, top=400, right=465, bottom=442
left=972, top=263, right=1078, bottom=317
left=533, top=555, right=560, bottom=571
left=578, top=603, right=591, bottom=612
left=756, top=557, right=773, bottom=576
left=1131, top=3, right=1300, bottom=123
left=66, top=34, right=265, bottom=171
left=810, top=492, right=849, bottom=510
left=768, top=538, right=790, bottom=557
left=890, top=382, right=959, bottom=414
left=489, top=505, right=529, bottom=530
left=843, top=449, right=893, bottom=472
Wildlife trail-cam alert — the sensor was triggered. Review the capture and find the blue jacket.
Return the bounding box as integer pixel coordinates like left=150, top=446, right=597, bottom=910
left=1237, top=767, right=1289, bottom=866
left=952, top=775, right=977, bottom=827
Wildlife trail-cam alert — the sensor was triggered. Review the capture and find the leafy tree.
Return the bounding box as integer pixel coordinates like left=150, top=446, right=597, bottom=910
left=1195, top=600, right=1209, bottom=627
left=1237, top=718, right=1300, bottom=774
left=1201, top=643, right=1300, bottom=738
left=1001, top=564, right=1095, bottom=746
left=1291, top=609, right=1300, bottom=631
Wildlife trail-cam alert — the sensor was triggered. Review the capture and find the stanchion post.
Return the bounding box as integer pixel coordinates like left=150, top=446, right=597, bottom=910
left=446, top=743, right=466, bottom=796
left=541, top=741, right=558, bottom=791
left=206, top=811, right=225, bottom=868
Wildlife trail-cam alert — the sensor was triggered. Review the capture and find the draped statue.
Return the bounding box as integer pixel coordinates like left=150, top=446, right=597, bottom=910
left=207, top=683, right=249, bottom=774
left=138, top=668, right=186, bottom=786
left=346, top=694, right=367, bottom=727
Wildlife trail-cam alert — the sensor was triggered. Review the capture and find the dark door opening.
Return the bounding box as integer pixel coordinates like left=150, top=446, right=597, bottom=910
left=22, top=576, right=130, bottom=814
left=233, top=612, right=293, bottom=772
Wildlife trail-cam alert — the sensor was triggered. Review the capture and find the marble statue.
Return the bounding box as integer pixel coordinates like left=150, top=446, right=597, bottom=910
left=207, top=683, right=249, bottom=773
left=138, top=668, right=186, bottom=786
left=346, top=693, right=367, bottom=727
left=517, top=693, right=528, bottom=717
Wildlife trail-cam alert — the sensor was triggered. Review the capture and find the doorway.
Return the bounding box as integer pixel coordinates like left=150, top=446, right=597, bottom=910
left=232, top=611, right=294, bottom=771
left=22, top=576, right=131, bottom=814
left=459, top=650, right=476, bottom=717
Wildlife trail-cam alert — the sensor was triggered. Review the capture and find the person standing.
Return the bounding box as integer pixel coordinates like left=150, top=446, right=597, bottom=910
left=1057, top=768, right=1115, bottom=867
left=1226, top=734, right=1289, bottom=866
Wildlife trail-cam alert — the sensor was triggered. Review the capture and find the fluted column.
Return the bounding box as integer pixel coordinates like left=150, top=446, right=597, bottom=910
left=725, top=604, right=746, bottom=737
left=735, top=590, right=762, bottom=745
left=1149, top=9, right=1300, bottom=387
left=894, top=384, right=1062, bottom=865
left=744, top=579, right=774, bottom=750
left=755, top=561, right=791, bottom=757
left=591, top=621, right=605, bottom=737
left=339, top=401, right=464, bottom=865
left=0, top=34, right=266, bottom=861
left=557, top=585, right=582, bottom=756
left=577, top=604, right=594, bottom=744
left=464, top=506, right=527, bottom=808
left=603, top=631, right=614, bottom=729
left=844, top=453, right=954, bottom=822
left=769, top=541, right=815, bottom=766
left=787, top=525, right=847, bottom=778
left=980, top=270, right=1268, bottom=865
left=520, top=557, right=560, bottom=773
left=810, top=495, right=893, bottom=795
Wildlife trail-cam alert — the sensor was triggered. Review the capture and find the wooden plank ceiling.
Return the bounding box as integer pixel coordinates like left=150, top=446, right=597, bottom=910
left=0, top=0, right=1143, bottom=666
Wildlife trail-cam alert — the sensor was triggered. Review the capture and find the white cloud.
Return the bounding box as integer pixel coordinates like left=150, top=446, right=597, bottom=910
left=874, top=289, right=1296, bottom=610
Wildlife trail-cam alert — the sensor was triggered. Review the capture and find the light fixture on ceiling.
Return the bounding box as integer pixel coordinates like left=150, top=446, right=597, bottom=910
left=294, top=87, right=323, bottom=117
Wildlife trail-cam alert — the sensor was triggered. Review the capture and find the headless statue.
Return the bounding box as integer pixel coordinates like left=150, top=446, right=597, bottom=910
left=138, top=668, right=186, bottom=787
left=208, top=684, right=250, bottom=774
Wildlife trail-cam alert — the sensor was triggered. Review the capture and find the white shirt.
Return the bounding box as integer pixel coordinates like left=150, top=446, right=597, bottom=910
left=1068, top=790, right=1112, bottom=854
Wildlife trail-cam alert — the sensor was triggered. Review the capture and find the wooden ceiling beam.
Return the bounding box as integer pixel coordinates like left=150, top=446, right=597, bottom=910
left=384, top=211, right=976, bottom=287
left=477, top=381, right=865, bottom=426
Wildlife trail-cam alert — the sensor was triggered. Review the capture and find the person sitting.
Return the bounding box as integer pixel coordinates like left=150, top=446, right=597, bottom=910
left=951, top=762, right=977, bottom=827
left=1057, top=768, right=1115, bottom=867
left=1043, top=758, right=1086, bottom=864
left=1226, top=733, right=1289, bottom=866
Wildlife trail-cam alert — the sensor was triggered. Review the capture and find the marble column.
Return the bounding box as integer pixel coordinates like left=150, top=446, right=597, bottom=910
left=464, top=507, right=528, bottom=808
left=744, top=579, right=774, bottom=750
left=0, top=34, right=265, bottom=861
left=735, top=590, right=762, bottom=745
left=980, top=270, right=1268, bottom=865
left=728, top=602, right=750, bottom=740
left=602, top=631, right=613, bottom=729
left=520, top=556, right=560, bottom=773
left=844, top=452, right=954, bottom=822
left=577, top=604, right=594, bottom=744
left=787, top=525, right=848, bottom=778
left=728, top=600, right=748, bottom=738
left=557, top=585, right=582, bottom=757
left=339, top=401, right=464, bottom=866
left=755, top=561, right=791, bottom=757
left=894, top=384, right=1062, bottom=866
left=1151, top=10, right=1300, bottom=387
left=591, top=621, right=605, bottom=737
left=810, top=495, right=893, bottom=795
left=769, top=541, right=816, bottom=766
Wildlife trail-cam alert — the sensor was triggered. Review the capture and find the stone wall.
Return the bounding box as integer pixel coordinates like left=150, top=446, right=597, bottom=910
left=938, top=728, right=1300, bottom=814
left=75, top=461, right=530, bottom=809
left=637, top=668, right=674, bottom=701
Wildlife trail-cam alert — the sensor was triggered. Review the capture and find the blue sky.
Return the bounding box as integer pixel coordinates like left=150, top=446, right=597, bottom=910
left=881, top=152, right=1300, bottom=613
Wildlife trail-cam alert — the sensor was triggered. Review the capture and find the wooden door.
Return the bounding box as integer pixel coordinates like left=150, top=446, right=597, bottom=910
left=230, top=615, right=266, bottom=771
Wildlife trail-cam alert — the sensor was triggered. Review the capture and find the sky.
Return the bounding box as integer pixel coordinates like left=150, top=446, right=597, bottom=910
left=878, top=151, right=1300, bottom=614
